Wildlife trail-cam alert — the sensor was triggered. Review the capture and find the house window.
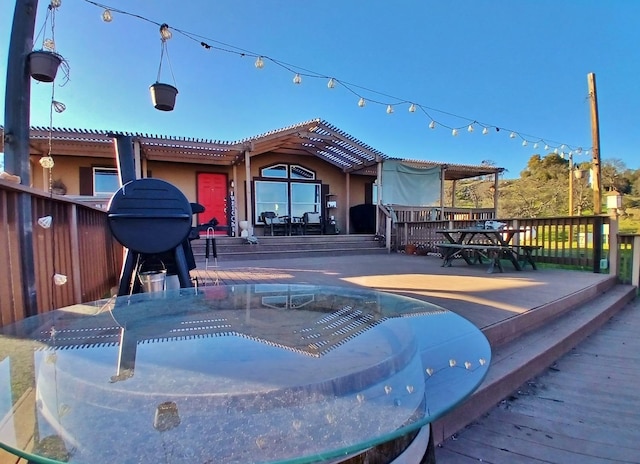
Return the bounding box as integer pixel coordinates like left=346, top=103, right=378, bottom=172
left=255, top=164, right=320, bottom=222
left=93, top=168, right=120, bottom=196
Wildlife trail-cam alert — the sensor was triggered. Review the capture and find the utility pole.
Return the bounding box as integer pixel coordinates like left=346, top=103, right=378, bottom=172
left=4, top=0, right=39, bottom=316
left=588, top=72, right=602, bottom=214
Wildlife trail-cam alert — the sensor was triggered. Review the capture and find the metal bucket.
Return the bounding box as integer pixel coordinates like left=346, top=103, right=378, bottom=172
left=139, top=270, right=167, bottom=293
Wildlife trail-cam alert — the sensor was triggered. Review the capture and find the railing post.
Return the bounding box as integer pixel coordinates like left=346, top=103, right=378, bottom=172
left=608, top=213, right=619, bottom=278
left=69, top=203, right=83, bottom=303
left=592, top=216, right=603, bottom=274
left=633, top=236, right=640, bottom=288
left=385, top=216, right=392, bottom=253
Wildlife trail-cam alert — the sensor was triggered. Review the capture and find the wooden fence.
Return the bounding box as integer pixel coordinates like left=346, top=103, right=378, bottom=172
left=0, top=181, right=122, bottom=327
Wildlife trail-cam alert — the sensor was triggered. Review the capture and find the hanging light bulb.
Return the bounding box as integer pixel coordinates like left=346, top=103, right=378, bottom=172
left=50, top=0, right=61, bottom=8
left=159, top=23, right=172, bottom=41
left=408, top=103, right=416, bottom=113
left=577, top=147, right=583, bottom=154
left=560, top=152, right=566, bottom=159
left=467, top=124, right=474, bottom=133
left=293, top=73, right=302, bottom=84
left=482, top=127, right=489, bottom=135
left=39, top=156, right=55, bottom=169
left=561, top=144, right=566, bottom=150
left=38, top=216, right=53, bottom=229
left=43, top=38, right=55, bottom=51
left=53, top=273, right=68, bottom=286
left=584, top=150, right=589, bottom=156
left=358, top=97, right=366, bottom=107
left=554, top=148, right=559, bottom=154
left=254, top=56, right=264, bottom=69
left=327, top=78, right=336, bottom=89
left=509, top=132, right=516, bottom=139
left=533, top=143, right=538, bottom=149
left=102, top=9, right=113, bottom=22
left=452, top=128, right=459, bottom=136
left=449, top=359, right=457, bottom=367
left=386, top=105, right=394, bottom=114
left=544, top=144, right=550, bottom=150
left=522, top=140, right=528, bottom=147
left=428, top=121, right=436, bottom=130
left=52, top=100, right=66, bottom=113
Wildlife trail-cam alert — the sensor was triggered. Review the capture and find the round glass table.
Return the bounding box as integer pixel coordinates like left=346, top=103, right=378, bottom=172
left=0, top=284, right=490, bottom=464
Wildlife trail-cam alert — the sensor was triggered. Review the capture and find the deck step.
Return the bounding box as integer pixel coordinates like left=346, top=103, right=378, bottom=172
left=191, top=234, right=387, bottom=262
left=430, top=281, right=637, bottom=445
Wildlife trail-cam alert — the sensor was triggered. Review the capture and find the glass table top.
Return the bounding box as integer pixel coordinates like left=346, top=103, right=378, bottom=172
left=0, top=284, right=491, bottom=464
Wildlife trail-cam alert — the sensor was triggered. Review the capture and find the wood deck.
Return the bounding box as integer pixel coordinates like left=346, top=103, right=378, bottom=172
left=192, top=253, right=612, bottom=330
left=192, top=253, right=638, bottom=463
left=436, top=298, right=640, bottom=463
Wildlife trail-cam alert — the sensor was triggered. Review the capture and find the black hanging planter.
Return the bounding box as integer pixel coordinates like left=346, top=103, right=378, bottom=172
left=29, top=50, right=62, bottom=83
left=150, top=82, right=178, bottom=111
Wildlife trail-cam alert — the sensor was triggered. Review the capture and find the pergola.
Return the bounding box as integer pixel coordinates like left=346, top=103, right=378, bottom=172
left=1, top=119, right=504, bottom=227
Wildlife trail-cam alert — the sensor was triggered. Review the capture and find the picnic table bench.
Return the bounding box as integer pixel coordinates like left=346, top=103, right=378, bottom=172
left=437, top=243, right=516, bottom=273
left=435, top=228, right=540, bottom=274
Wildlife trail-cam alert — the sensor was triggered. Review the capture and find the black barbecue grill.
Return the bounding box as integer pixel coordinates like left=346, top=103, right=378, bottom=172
left=108, top=178, right=195, bottom=295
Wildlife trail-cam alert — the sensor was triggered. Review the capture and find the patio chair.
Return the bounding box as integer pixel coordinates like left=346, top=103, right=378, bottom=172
left=303, top=212, right=323, bottom=235
left=261, top=211, right=286, bottom=236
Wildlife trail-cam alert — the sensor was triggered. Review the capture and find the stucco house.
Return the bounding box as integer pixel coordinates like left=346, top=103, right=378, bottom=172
left=1, top=119, right=503, bottom=236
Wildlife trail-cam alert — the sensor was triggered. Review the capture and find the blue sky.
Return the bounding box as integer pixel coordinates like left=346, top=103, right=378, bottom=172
left=2, top=0, right=639, bottom=178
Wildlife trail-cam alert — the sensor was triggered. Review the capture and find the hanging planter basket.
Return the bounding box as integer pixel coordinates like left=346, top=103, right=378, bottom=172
left=150, top=82, right=178, bottom=111
left=29, top=50, right=63, bottom=83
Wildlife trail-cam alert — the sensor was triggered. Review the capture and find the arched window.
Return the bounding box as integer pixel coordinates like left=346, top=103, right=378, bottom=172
left=255, top=164, right=321, bottom=223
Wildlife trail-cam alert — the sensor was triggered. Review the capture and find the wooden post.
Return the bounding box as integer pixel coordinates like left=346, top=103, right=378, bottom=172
left=4, top=0, right=39, bottom=317
left=588, top=73, right=602, bottom=214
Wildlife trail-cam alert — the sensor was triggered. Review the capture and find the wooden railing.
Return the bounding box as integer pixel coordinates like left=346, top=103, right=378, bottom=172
left=0, top=181, right=122, bottom=327
left=389, top=209, right=638, bottom=277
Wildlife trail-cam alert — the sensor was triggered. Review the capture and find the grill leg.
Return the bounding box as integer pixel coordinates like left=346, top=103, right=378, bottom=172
left=117, top=250, right=138, bottom=296
left=174, top=246, right=194, bottom=288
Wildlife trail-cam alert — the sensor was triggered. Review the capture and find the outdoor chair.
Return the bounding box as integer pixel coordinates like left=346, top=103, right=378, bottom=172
left=261, top=211, right=286, bottom=236
left=303, top=212, right=323, bottom=235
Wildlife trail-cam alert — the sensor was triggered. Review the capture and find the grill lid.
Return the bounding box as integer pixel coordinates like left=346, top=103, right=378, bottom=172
left=108, top=178, right=192, bottom=254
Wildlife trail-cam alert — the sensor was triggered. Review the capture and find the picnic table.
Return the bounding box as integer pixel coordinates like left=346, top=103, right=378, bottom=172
left=436, top=228, right=539, bottom=273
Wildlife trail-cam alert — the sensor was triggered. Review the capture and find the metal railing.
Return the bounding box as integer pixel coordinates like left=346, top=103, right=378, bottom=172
left=0, top=181, right=122, bottom=326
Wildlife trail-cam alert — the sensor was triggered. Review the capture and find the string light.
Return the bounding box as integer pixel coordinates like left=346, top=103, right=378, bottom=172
left=78, top=0, right=590, bottom=157
left=39, top=156, right=55, bottom=169
left=522, top=140, right=528, bottom=147
left=38, top=216, right=53, bottom=229
left=52, top=100, right=66, bottom=113
left=467, top=124, right=474, bottom=133
left=159, top=23, right=172, bottom=41
left=451, top=128, right=458, bottom=137
left=386, top=104, right=394, bottom=114
left=50, top=0, right=61, bottom=8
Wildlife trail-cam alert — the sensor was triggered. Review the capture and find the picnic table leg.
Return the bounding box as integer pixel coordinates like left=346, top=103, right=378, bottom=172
left=521, top=248, right=538, bottom=270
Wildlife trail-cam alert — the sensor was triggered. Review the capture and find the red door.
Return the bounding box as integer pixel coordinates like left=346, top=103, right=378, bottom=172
left=197, top=173, right=228, bottom=235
